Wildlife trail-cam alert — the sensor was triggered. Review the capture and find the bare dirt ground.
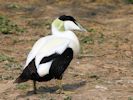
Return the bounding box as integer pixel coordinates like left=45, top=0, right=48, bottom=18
left=0, top=0, right=133, bottom=100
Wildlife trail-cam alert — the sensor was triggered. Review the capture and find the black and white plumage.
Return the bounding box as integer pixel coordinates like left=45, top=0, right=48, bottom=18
left=14, top=15, right=86, bottom=93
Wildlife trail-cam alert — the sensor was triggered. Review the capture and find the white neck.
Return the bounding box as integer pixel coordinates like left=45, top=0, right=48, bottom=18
left=51, top=26, right=80, bottom=56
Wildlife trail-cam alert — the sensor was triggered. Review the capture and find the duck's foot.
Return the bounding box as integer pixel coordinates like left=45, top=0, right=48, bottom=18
left=33, top=90, right=37, bottom=94
left=56, top=79, right=76, bottom=94
left=56, top=88, right=62, bottom=94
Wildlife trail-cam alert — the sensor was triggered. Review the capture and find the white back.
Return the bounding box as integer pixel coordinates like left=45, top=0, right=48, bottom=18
left=24, top=36, right=52, bottom=69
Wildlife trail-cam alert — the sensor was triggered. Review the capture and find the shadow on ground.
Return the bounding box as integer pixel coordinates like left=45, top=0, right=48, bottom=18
left=16, top=80, right=86, bottom=99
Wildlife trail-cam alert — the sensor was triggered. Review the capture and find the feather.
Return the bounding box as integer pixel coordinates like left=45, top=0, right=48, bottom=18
left=24, top=36, right=71, bottom=77
left=35, top=38, right=70, bottom=77
left=24, top=36, right=70, bottom=68
left=24, top=36, right=52, bottom=69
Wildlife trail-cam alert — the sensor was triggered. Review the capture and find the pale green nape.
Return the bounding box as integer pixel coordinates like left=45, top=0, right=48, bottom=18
left=52, top=18, right=65, bottom=32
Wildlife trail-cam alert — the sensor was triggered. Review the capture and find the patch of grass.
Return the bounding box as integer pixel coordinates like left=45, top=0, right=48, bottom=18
left=16, top=83, right=29, bottom=90
left=0, top=54, right=20, bottom=70
left=6, top=3, right=21, bottom=9
left=38, top=94, right=47, bottom=100
left=128, top=97, right=133, bottom=100
left=50, top=98, right=56, bottom=100
left=86, top=28, right=106, bottom=43
left=81, top=29, right=105, bottom=45
left=0, top=15, right=25, bottom=34
left=87, top=28, right=97, bottom=33
left=4, top=63, right=21, bottom=70
left=27, top=19, right=51, bottom=29
left=64, top=95, right=72, bottom=100
left=0, top=74, right=14, bottom=80
left=81, top=35, right=94, bottom=44
left=97, top=32, right=105, bottom=44
left=0, top=54, right=15, bottom=62
left=126, top=0, right=133, bottom=4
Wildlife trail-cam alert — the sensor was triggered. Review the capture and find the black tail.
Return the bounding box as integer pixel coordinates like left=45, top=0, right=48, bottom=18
left=14, top=58, right=37, bottom=83
left=14, top=65, right=33, bottom=83
left=14, top=74, right=29, bottom=83
left=14, top=67, right=31, bottom=83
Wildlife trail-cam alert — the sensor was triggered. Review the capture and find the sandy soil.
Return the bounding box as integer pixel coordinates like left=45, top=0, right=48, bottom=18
left=0, top=0, right=133, bottom=100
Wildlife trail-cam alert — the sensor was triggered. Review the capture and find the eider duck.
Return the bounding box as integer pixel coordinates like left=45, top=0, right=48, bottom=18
left=14, top=15, right=87, bottom=94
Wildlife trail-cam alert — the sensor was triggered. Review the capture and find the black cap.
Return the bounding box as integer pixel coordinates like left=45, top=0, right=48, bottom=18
left=59, top=15, right=77, bottom=24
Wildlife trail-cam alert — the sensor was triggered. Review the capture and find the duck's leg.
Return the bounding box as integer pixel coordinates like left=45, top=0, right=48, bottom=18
left=33, top=80, right=37, bottom=94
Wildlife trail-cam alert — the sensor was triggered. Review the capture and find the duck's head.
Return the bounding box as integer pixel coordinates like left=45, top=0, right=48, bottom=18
left=52, top=15, right=87, bottom=33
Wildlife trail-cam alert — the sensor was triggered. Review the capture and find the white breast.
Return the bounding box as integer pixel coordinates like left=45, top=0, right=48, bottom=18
left=52, top=29, right=80, bottom=56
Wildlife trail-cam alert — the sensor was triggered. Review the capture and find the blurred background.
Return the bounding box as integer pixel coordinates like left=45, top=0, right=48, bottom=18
left=0, top=0, right=133, bottom=100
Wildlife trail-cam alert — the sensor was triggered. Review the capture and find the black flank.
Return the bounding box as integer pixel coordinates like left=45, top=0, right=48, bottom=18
left=49, top=48, right=73, bottom=79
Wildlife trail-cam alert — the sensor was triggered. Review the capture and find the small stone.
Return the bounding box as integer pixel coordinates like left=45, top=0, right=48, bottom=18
left=95, top=85, right=108, bottom=91
left=76, top=61, right=80, bottom=64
